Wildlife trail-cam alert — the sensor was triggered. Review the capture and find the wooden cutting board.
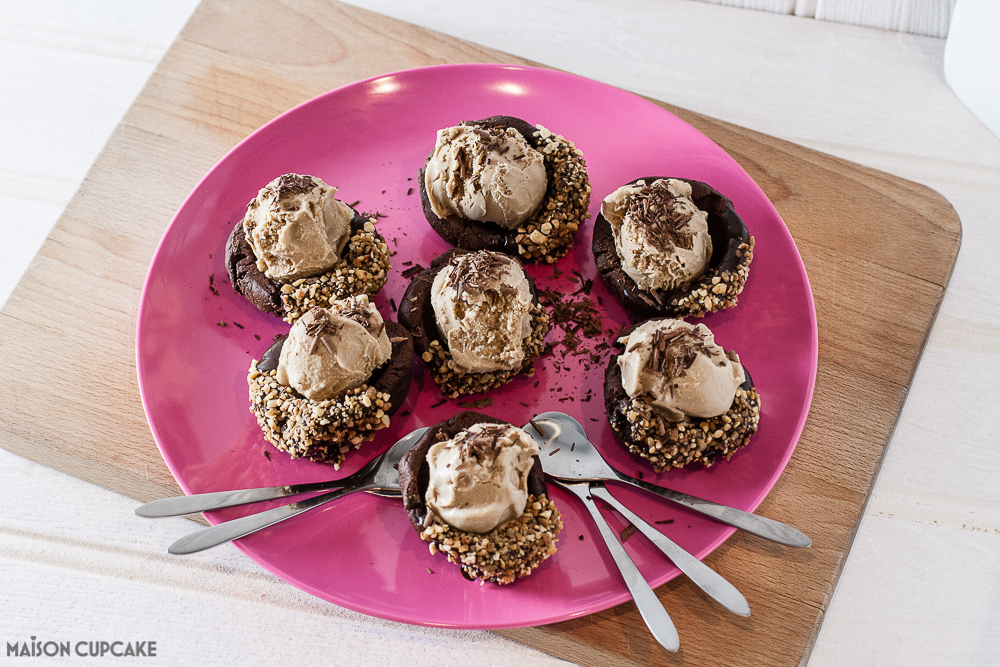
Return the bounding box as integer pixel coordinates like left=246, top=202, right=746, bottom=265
left=0, top=1, right=960, bottom=665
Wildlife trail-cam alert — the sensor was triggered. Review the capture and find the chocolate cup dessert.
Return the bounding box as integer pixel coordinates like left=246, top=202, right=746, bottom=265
left=398, top=411, right=561, bottom=585
left=418, top=115, right=591, bottom=264
left=603, top=318, right=761, bottom=471
left=397, top=248, right=550, bottom=397
left=247, top=321, right=413, bottom=466
left=226, top=212, right=390, bottom=322
left=592, top=177, right=754, bottom=320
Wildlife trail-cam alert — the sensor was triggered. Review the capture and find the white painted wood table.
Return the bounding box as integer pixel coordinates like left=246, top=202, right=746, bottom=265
left=2, top=1, right=998, bottom=665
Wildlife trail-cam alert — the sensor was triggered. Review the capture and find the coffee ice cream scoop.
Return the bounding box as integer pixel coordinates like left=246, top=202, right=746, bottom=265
left=603, top=178, right=712, bottom=292
left=276, top=295, right=391, bottom=400
left=424, top=422, right=538, bottom=533
left=424, top=124, right=547, bottom=229
left=242, top=173, right=353, bottom=281
left=430, top=250, right=533, bottom=373
left=618, top=318, right=745, bottom=421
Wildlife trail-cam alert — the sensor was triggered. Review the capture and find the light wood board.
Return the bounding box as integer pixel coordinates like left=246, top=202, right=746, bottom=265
left=0, top=1, right=960, bottom=665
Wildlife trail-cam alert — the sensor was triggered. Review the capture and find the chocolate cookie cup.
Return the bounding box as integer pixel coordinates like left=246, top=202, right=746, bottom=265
left=226, top=209, right=390, bottom=323
left=398, top=411, right=562, bottom=585
left=418, top=115, right=591, bottom=264
left=397, top=248, right=550, bottom=398
left=604, top=318, right=761, bottom=471
left=592, top=177, right=754, bottom=320
left=246, top=320, right=413, bottom=467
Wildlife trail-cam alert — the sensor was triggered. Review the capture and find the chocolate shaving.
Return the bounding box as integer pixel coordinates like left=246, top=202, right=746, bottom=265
left=626, top=179, right=697, bottom=253
left=538, top=287, right=604, bottom=361
left=620, top=524, right=637, bottom=542
left=265, top=174, right=319, bottom=201
left=401, top=265, right=424, bottom=279
left=458, top=397, right=494, bottom=409
left=450, top=423, right=522, bottom=465
left=445, top=250, right=513, bottom=302
left=529, top=419, right=545, bottom=437
left=389, top=336, right=407, bottom=343
left=642, top=325, right=712, bottom=392
left=303, top=309, right=349, bottom=356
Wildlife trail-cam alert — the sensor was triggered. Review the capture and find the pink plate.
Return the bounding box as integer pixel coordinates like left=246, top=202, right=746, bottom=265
left=136, top=64, right=817, bottom=629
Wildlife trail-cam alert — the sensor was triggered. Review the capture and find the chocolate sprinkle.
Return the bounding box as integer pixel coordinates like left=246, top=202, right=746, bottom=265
left=401, top=265, right=424, bottom=279
left=458, top=397, right=494, bottom=409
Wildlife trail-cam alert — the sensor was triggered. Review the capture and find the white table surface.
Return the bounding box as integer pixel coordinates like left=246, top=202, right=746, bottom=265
left=2, top=1, right=999, bottom=665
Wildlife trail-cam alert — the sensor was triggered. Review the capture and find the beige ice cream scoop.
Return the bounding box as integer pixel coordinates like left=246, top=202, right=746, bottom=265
left=424, top=124, right=547, bottom=229
left=603, top=178, right=712, bottom=291
left=430, top=250, right=533, bottom=373
left=243, top=173, right=353, bottom=281
left=276, top=295, right=392, bottom=401
left=425, top=423, right=538, bottom=533
left=618, top=318, right=745, bottom=421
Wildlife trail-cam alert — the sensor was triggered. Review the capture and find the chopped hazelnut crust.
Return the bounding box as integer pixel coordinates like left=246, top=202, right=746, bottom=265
left=513, top=126, right=591, bottom=263
left=248, top=365, right=391, bottom=467
left=609, top=384, right=761, bottom=471
left=420, top=494, right=562, bottom=585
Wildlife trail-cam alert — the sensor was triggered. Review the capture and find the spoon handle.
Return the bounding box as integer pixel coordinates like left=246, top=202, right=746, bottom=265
left=613, top=473, right=811, bottom=548
left=588, top=485, right=750, bottom=617
left=136, top=479, right=343, bottom=518
left=558, top=481, right=680, bottom=652
left=168, top=485, right=360, bottom=555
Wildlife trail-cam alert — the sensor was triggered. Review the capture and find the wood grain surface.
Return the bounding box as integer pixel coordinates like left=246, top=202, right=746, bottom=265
left=0, top=1, right=960, bottom=665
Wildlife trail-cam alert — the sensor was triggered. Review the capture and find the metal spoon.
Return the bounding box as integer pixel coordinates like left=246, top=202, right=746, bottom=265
left=553, top=478, right=680, bottom=652
left=137, top=459, right=388, bottom=518
left=529, top=412, right=811, bottom=548
left=166, top=428, right=426, bottom=554
left=527, top=416, right=751, bottom=617
left=586, top=485, right=750, bottom=617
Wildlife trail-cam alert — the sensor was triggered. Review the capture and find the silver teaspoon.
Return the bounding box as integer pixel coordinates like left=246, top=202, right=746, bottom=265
left=553, top=478, right=680, bottom=653
left=587, top=485, right=750, bottom=617
left=528, top=412, right=811, bottom=548
left=527, top=416, right=750, bottom=617
left=166, top=428, right=426, bottom=554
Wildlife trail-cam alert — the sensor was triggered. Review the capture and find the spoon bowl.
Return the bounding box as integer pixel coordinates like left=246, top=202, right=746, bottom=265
left=526, top=412, right=810, bottom=548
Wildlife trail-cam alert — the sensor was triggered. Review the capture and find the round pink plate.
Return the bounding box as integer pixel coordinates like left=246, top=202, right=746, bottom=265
left=136, top=64, right=817, bottom=629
